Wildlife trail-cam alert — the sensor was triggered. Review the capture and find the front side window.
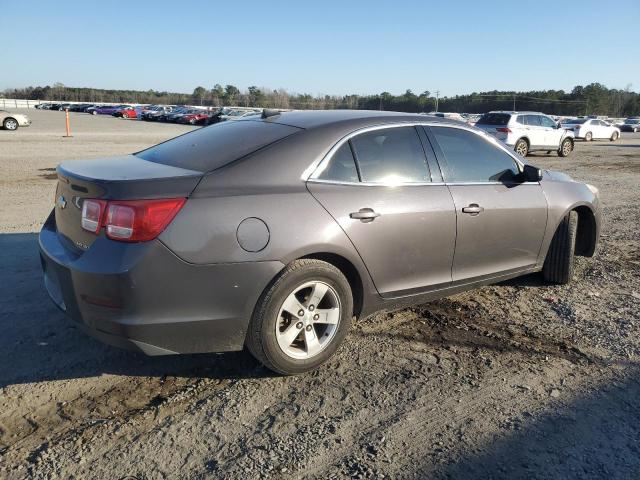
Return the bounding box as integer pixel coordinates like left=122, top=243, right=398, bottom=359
left=539, top=116, right=557, bottom=128
left=316, top=142, right=359, bottom=183
left=431, top=127, right=520, bottom=183
left=350, top=127, right=429, bottom=183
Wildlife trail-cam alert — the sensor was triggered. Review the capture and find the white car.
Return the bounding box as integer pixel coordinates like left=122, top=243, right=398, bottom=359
left=561, top=118, right=621, bottom=141
left=1, top=110, right=31, bottom=131
left=475, top=111, right=575, bottom=157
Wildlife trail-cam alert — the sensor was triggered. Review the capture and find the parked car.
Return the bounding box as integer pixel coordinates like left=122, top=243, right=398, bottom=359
left=91, top=105, right=132, bottom=116
left=176, top=109, right=211, bottom=125
left=114, top=106, right=142, bottom=119
left=475, top=111, right=575, bottom=157
left=39, top=110, right=600, bottom=374
left=1, top=110, right=31, bottom=130
left=619, top=118, right=640, bottom=132
left=69, top=103, right=94, bottom=112
left=141, top=105, right=174, bottom=121
left=561, top=118, right=621, bottom=141
left=160, top=107, right=193, bottom=123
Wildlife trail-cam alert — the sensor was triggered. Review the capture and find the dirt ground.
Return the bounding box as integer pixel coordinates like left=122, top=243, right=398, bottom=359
left=0, top=109, right=639, bottom=479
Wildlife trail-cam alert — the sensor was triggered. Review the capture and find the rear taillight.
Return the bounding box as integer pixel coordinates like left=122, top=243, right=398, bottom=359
left=81, top=198, right=186, bottom=242
left=496, top=127, right=511, bottom=133
left=81, top=199, right=107, bottom=233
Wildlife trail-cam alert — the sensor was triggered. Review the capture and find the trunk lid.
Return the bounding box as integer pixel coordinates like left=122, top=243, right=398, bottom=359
left=54, top=155, right=202, bottom=252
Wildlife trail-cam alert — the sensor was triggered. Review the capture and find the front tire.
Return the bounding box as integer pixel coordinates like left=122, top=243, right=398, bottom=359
left=542, top=211, right=578, bottom=285
left=246, top=259, right=353, bottom=375
left=514, top=138, right=529, bottom=157
left=558, top=138, right=573, bottom=157
left=3, top=118, right=19, bottom=131
left=610, top=131, right=619, bottom=141
left=584, top=131, right=593, bottom=141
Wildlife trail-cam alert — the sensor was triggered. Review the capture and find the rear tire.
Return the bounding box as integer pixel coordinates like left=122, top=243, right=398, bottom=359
left=542, top=211, right=578, bottom=285
left=584, top=131, right=593, bottom=141
left=514, top=138, right=529, bottom=157
left=246, top=259, right=353, bottom=375
left=557, top=138, right=573, bottom=157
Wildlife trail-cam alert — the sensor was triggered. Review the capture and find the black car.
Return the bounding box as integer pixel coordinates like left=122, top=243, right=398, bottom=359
left=620, top=119, right=640, bottom=132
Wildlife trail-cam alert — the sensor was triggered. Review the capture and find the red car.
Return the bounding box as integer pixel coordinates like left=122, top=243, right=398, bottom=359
left=113, top=107, right=141, bottom=119
left=177, top=110, right=210, bottom=125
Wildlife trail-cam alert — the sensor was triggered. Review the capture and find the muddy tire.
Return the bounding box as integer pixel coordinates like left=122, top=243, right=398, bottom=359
left=543, top=211, right=578, bottom=285
left=514, top=138, right=529, bottom=157
left=557, top=138, right=573, bottom=157
left=246, top=259, right=353, bottom=375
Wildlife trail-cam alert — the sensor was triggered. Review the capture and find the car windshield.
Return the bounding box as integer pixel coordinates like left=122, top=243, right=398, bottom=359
left=135, top=120, right=301, bottom=172
left=563, top=119, right=586, bottom=124
left=476, top=113, right=511, bottom=126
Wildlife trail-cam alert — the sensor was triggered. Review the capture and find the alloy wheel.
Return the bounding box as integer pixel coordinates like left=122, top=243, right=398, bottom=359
left=515, top=141, right=528, bottom=156
left=4, top=119, right=18, bottom=130
left=275, top=281, right=341, bottom=360
left=562, top=140, right=572, bottom=156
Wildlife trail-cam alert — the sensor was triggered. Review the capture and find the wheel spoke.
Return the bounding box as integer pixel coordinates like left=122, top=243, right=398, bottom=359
left=304, top=328, right=322, bottom=356
left=281, top=294, right=305, bottom=317
left=313, top=307, right=340, bottom=325
left=280, top=322, right=303, bottom=347
left=306, top=282, right=328, bottom=307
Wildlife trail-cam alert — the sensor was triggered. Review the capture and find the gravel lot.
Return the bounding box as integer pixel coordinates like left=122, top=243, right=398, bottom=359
left=1, top=109, right=639, bottom=479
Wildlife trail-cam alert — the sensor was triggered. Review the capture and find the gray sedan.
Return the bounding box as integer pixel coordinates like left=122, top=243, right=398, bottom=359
left=39, top=110, right=600, bottom=374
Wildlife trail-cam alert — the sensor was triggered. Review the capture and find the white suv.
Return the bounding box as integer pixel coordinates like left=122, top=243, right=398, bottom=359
left=475, top=111, right=575, bottom=157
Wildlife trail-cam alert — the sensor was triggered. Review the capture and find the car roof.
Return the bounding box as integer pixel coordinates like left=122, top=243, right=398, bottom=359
left=486, top=111, right=545, bottom=115
left=242, top=109, right=463, bottom=130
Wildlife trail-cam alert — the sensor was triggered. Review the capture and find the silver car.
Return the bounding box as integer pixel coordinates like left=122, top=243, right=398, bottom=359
left=39, top=110, right=600, bottom=374
left=1, top=110, right=31, bottom=130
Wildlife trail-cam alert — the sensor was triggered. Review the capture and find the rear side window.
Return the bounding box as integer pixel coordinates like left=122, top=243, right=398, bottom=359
left=476, top=113, right=511, bottom=126
left=524, top=115, right=542, bottom=126
left=350, top=127, right=429, bottom=183
left=136, top=120, right=300, bottom=172
left=431, top=127, right=520, bottom=183
left=316, top=143, right=359, bottom=183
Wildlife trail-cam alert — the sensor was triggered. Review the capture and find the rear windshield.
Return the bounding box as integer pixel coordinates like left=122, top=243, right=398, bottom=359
left=563, top=118, right=586, bottom=124
left=626, top=119, right=640, bottom=124
left=135, top=120, right=301, bottom=172
left=476, top=113, right=511, bottom=126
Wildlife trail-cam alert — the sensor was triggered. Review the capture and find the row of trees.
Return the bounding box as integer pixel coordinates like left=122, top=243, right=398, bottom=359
left=2, top=82, right=638, bottom=117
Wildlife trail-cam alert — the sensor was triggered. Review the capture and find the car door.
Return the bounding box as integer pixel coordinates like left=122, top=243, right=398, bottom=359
left=523, top=115, right=546, bottom=149
left=307, top=125, right=457, bottom=297
left=539, top=115, right=562, bottom=147
left=426, top=125, right=548, bottom=282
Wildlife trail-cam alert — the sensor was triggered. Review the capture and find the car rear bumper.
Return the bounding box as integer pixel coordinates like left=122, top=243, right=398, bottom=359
left=39, top=210, right=284, bottom=355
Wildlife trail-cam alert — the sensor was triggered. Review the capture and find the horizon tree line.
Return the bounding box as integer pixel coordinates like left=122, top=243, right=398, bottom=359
left=2, top=82, right=638, bottom=117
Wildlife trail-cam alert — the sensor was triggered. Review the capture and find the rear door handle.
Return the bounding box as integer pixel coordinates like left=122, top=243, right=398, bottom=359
left=462, top=204, right=484, bottom=215
left=350, top=208, right=380, bottom=222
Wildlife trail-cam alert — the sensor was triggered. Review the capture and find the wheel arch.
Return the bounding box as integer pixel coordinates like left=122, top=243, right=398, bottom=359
left=299, top=252, right=364, bottom=318
left=573, top=205, right=598, bottom=257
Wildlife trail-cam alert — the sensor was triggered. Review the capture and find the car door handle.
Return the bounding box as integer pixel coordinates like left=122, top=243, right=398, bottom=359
left=462, top=204, right=484, bottom=215
left=350, top=208, right=380, bottom=222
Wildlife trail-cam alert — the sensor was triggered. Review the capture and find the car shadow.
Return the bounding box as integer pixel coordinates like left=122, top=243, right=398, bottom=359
left=597, top=143, right=640, bottom=148
left=427, top=365, right=640, bottom=479
left=0, top=232, right=273, bottom=389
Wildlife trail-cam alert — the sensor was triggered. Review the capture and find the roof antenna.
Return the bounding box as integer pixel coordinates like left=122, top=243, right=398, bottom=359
left=261, top=108, right=280, bottom=119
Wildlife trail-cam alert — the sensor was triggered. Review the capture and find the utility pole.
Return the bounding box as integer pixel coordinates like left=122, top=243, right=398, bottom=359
left=435, top=91, right=440, bottom=113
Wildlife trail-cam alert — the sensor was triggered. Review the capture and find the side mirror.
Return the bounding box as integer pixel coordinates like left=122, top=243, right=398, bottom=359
left=522, top=164, right=542, bottom=182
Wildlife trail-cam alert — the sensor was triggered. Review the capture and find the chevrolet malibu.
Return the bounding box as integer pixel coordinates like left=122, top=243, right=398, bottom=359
left=39, top=110, right=600, bottom=374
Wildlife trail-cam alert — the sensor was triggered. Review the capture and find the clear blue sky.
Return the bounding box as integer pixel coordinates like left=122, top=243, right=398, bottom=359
left=2, top=0, right=638, bottom=96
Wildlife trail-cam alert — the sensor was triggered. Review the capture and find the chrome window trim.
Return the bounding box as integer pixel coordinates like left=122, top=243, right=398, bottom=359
left=307, top=178, right=540, bottom=187
left=305, top=121, right=527, bottom=187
